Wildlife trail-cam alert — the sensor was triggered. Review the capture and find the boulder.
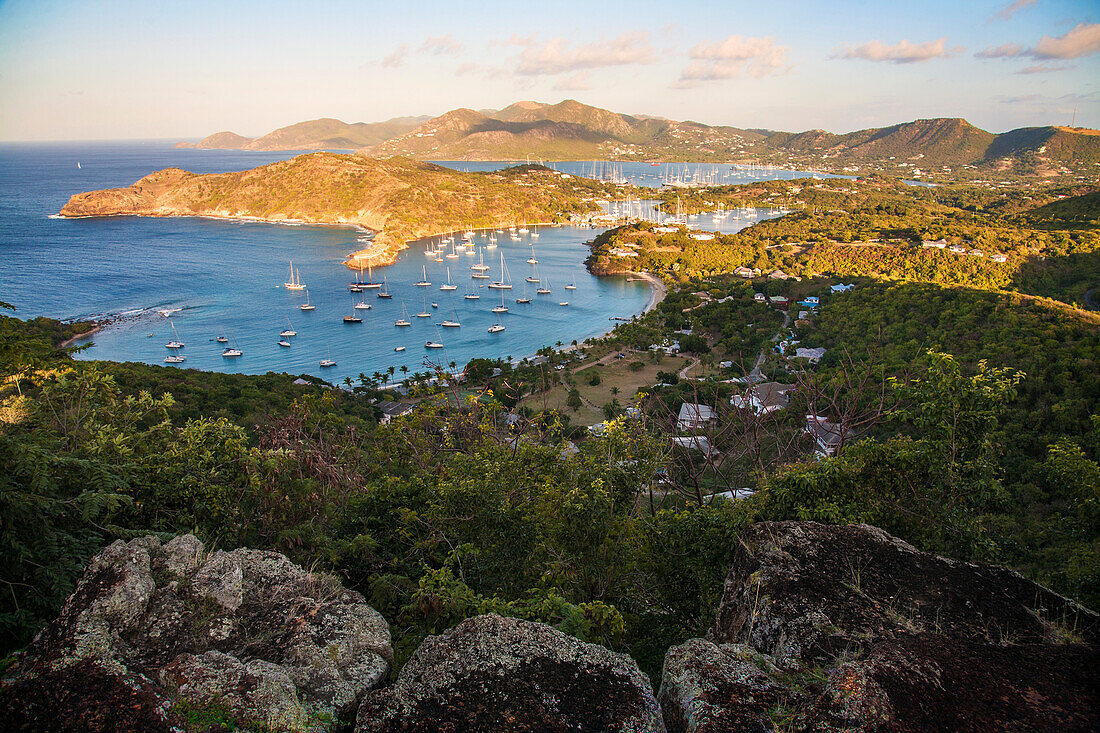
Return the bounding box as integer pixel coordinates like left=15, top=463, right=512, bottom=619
left=0, top=535, right=392, bottom=732
left=658, top=639, right=781, bottom=732
left=670, top=521, right=1100, bottom=732
left=356, top=613, right=664, bottom=732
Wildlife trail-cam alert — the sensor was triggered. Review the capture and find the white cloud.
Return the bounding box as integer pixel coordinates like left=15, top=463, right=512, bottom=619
left=677, top=35, right=790, bottom=83
left=992, top=0, right=1036, bottom=22
left=1016, top=63, right=1073, bottom=74
left=419, top=34, right=464, bottom=56
left=553, top=72, right=592, bottom=91
left=510, top=32, right=655, bottom=76
left=380, top=44, right=409, bottom=68
left=835, top=38, right=962, bottom=64
left=1030, top=22, right=1100, bottom=59
left=975, top=43, right=1023, bottom=59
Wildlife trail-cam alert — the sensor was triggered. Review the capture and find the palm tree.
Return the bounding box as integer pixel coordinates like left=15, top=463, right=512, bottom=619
left=400, top=365, right=409, bottom=378
left=343, top=376, right=353, bottom=390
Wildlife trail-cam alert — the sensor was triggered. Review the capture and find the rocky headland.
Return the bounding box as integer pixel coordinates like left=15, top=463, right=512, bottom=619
left=58, top=153, right=614, bottom=269
left=3, top=522, right=1095, bottom=731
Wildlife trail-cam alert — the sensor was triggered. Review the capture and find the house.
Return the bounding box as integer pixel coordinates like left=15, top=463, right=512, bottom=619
left=948, top=244, right=967, bottom=254
left=830, top=283, right=854, bottom=293
left=653, top=226, right=679, bottom=233
left=734, top=266, right=755, bottom=278
left=753, top=292, right=767, bottom=302
left=991, top=253, right=1008, bottom=263
left=921, top=239, right=947, bottom=249
left=967, top=249, right=984, bottom=258
left=292, top=378, right=311, bottom=386
left=800, top=296, right=820, bottom=307
left=376, top=400, right=415, bottom=425
left=690, top=232, right=715, bottom=241
left=794, top=347, right=827, bottom=363
left=671, top=435, right=718, bottom=457
left=731, top=382, right=795, bottom=414
left=609, top=248, right=639, bottom=258
left=768, top=295, right=790, bottom=310
left=677, top=402, right=716, bottom=431
left=768, top=269, right=789, bottom=280
left=804, top=414, right=854, bottom=456
left=711, top=488, right=757, bottom=502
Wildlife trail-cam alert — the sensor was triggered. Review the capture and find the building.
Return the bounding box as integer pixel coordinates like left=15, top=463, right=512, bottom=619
left=671, top=435, right=717, bottom=457
left=968, top=249, right=984, bottom=258
left=768, top=269, right=790, bottom=280
left=804, top=414, right=853, bottom=456
left=768, top=295, right=790, bottom=310
left=711, top=488, right=757, bottom=502
left=677, top=402, right=716, bottom=431
left=948, top=244, right=967, bottom=254
left=830, top=283, right=854, bottom=293
left=799, top=296, right=820, bottom=307
left=731, top=382, right=796, bottom=414
left=734, top=266, right=755, bottom=279
left=609, top=247, right=639, bottom=258
left=376, top=400, right=415, bottom=425
left=753, top=292, right=767, bottom=302
left=794, top=347, right=827, bottom=363
left=991, top=253, right=1008, bottom=263
left=921, top=239, right=947, bottom=249
left=689, top=232, right=715, bottom=241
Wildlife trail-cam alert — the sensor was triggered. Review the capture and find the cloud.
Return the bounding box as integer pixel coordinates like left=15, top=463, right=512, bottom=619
left=510, top=32, right=655, bottom=76
left=380, top=44, right=409, bottom=68
left=455, top=62, right=508, bottom=80
left=1029, top=22, right=1100, bottom=59
left=553, top=72, right=592, bottom=91
left=1016, top=63, right=1073, bottom=74
left=419, top=34, right=464, bottom=56
left=975, top=43, right=1023, bottom=58
left=992, top=0, right=1036, bottom=22
left=834, top=38, right=963, bottom=64
left=676, top=35, right=790, bottom=83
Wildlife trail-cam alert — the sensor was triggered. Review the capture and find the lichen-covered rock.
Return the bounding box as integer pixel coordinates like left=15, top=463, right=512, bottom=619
left=0, top=535, right=392, bottom=732
left=658, top=639, right=781, bottom=732
left=692, top=521, right=1100, bottom=732
left=356, top=614, right=664, bottom=732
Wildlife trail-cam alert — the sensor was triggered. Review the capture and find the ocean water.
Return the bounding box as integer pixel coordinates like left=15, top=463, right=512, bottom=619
left=1, top=142, right=820, bottom=381
left=0, top=141, right=651, bottom=381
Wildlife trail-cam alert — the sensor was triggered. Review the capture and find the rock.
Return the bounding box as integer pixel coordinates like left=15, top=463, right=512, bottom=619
left=356, top=613, right=664, bottom=732
left=0, top=535, right=392, bottom=732
left=658, top=639, right=781, bottom=732
left=682, top=521, right=1100, bottom=732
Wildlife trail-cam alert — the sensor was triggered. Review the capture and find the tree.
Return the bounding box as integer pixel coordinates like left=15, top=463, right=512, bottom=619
left=567, top=388, right=582, bottom=412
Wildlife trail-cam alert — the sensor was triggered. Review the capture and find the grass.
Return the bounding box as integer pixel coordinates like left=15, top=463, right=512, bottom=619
left=519, top=351, right=688, bottom=425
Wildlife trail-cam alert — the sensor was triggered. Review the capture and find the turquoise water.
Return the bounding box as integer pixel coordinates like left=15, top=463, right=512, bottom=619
left=0, top=141, right=650, bottom=381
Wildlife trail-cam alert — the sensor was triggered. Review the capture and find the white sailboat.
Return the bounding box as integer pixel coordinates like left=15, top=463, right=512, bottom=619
left=416, top=296, right=431, bottom=318
left=165, top=323, right=184, bottom=350
left=280, top=317, right=297, bottom=337
left=164, top=354, right=185, bottom=364
left=491, top=289, right=508, bottom=314
left=300, top=288, right=316, bottom=311
left=536, top=278, right=551, bottom=295
left=221, top=334, right=242, bottom=358
left=488, top=252, right=512, bottom=290
left=564, top=274, right=577, bottom=290
left=464, top=282, right=480, bottom=300
left=471, top=251, right=490, bottom=272
left=377, top=276, right=393, bottom=298
left=363, top=264, right=381, bottom=289
left=416, top=266, right=431, bottom=287
left=319, top=348, right=336, bottom=367
left=284, top=261, right=305, bottom=290
left=441, top=307, right=461, bottom=328
left=395, top=304, right=412, bottom=327
left=440, top=268, right=457, bottom=291
left=516, top=281, right=531, bottom=304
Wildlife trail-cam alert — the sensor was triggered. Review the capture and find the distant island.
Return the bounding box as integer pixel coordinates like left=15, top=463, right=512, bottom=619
left=179, top=100, right=1100, bottom=179
left=58, top=154, right=622, bottom=268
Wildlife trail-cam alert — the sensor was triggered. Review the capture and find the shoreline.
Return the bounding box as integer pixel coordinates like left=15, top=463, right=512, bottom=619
left=59, top=325, right=102, bottom=348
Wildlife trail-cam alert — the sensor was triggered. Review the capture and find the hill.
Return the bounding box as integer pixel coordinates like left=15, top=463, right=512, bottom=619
left=57, top=153, right=619, bottom=266
left=176, top=116, right=429, bottom=151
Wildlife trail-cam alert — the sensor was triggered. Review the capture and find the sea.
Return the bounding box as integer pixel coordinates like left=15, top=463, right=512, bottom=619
left=0, top=141, right=814, bottom=381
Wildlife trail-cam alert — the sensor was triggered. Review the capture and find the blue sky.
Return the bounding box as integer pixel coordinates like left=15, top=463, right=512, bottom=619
left=0, top=0, right=1097, bottom=140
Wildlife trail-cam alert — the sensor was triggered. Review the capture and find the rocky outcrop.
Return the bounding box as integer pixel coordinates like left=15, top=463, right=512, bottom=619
left=0, top=535, right=392, bottom=732
left=356, top=614, right=664, bottom=732
left=662, top=521, right=1099, bottom=732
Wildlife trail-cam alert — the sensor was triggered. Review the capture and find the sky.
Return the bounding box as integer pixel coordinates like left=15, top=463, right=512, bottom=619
left=0, top=0, right=1098, bottom=141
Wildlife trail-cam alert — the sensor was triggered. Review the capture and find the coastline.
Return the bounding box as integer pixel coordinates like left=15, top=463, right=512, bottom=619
left=635, top=272, right=667, bottom=313
left=59, top=325, right=102, bottom=348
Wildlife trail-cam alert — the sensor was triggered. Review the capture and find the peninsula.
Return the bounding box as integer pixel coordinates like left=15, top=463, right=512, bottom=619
left=58, top=153, right=623, bottom=268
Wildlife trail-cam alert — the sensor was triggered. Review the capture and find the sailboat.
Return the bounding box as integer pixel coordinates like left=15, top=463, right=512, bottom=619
left=491, top=289, right=508, bottom=314
left=319, top=348, right=336, bottom=367
left=446, top=242, right=459, bottom=260
left=284, top=261, right=305, bottom=290
left=416, top=266, right=431, bottom=287
left=516, top=281, right=531, bottom=304
left=362, top=264, right=381, bottom=289
left=488, top=252, right=512, bottom=290
left=530, top=225, right=539, bottom=239
left=424, top=328, right=444, bottom=349
left=377, top=276, right=393, bottom=298
left=441, top=307, right=461, bottom=328
left=344, top=300, right=363, bottom=322
left=221, top=334, right=242, bottom=358
left=487, top=321, right=505, bottom=333
left=216, top=334, right=229, bottom=343
left=440, top=268, right=457, bottom=291
left=164, top=353, right=185, bottom=364
left=278, top=339, right=291, bottom=347
left=350, top=263, right=365, bottom=292
left=525, top=263, right=540, bottom=284
left=564, top=274, right=577, bottom=290
left=300, top=289, right=316, bottom=311
left=354, top=294, right=372, bottom=310
left=280, top=318, right=297, bottom=337
left=395, top=304, right=412, bottom=327
left=471, top=251, right=490, bottom=272
left=526, top=245, right=538, bottom=265
left=165, top=323, right=184, bottom=350
left=536, top=277, right=551, bottom=295
left=416, top=296, right=431, bottom=318
left=464, top=282, right=480, bottom=300
left=486, top=234, right=497, bottom=249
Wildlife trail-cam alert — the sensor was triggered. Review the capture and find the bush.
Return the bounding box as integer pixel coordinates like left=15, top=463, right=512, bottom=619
left=629, top=361, right=646, bottom=372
